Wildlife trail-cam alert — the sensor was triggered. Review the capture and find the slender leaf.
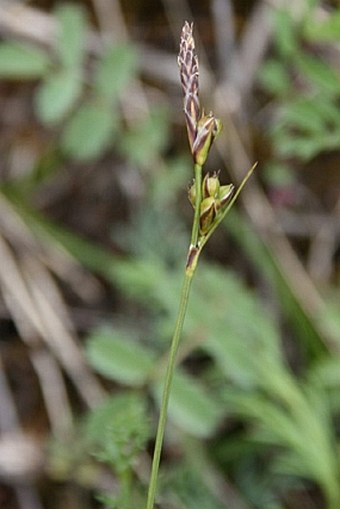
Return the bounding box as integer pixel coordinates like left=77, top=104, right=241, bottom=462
left=35, top=69, right=82, bottom=124
left=94, top=44, right=137, bottom=103
left=61, top=102, right=117, bottom=160
left=86, top=327, right=155, bottom=386
left=273, top=9, right=298, bottom=57
left=153, top=370, right=222, bottom=438
left=118, top=108, right=169, bottom=166
left=258, top=59, right=291, bottom=96
left=304, top=11, right=340, bottom=42
left=294, top=53, right=340, bottom=96
left=55, top=3, right=86, bottom=68
left=0, top=42, right=50, bottom=78
left=225, top=210, right=327, bottom=358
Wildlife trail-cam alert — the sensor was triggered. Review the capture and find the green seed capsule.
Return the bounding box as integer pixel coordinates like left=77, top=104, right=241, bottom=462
left=203, top=172, right=220, bottom=199
left=219, top=184, right=234, bottom=206
left=199, top=196, right=216, bottom=234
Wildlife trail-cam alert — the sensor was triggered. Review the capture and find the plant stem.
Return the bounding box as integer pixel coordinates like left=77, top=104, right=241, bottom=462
left=120, top=468, right=132, bottom=509
left=145, top=269, right=194, bottom=509
left=145, top=163, right=256, bottom=509
left=146, top=162, right=204, bottom=509
left=191, top=163, right=203, bottom=247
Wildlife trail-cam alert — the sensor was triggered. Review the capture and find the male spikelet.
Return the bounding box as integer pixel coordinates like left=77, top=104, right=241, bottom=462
left=177, top=22, right=221, bottom=166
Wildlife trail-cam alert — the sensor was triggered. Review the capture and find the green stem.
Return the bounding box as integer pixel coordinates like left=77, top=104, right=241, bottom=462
left=145, top=269, right=194, bottom=509
left=191, top=163, right=203, bottom=247
left=145, top=162, right=256, bottom=509
left=120, top=468, right=132, bottom=509
left=146, top=162, right=204, bottom=509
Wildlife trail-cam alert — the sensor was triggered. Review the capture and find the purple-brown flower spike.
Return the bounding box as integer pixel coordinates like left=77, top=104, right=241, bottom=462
left=178, top=21, right=200, bottom=154
left=178, top=22, right=222, bottom=166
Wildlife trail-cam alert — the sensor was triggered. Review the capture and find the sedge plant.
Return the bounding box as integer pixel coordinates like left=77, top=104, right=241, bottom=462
left=145, top=22, right=256, bottom=509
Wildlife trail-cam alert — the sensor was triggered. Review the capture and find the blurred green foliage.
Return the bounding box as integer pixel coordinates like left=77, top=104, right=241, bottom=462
left=258, top=0, right=340, bottom=184
left=84, top=251, right=340, bottom=508
left=0, top=3, right=137, bottom=161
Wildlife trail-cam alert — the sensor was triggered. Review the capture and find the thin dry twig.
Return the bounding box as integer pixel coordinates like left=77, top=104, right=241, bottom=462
left=0, top=1, right=57, bottom=46
left=3, top=288, right=74, bottom=437
left=227, top=1, right=273, bottom=104
left=22, top=254, right=106, bottom=408
left=91, top=0, right=126, bottom=43
left=0, top=194, right=107, bottom=407
left=0, top=355, right=19, bottom=433
left=0, top=229, right=105, bottom=408
left=308, top=198, right=340, bottom=284
left=211, top=0, right=236, bottom=80
left=0, top=355, right=44, bottom=509
left=161, top=0, right=194, bottom=44
left=91, top=0, right=149, bottom=121
left=0, top=241, right=73, bottom=433
left=0, top=194, right=101, bottom=303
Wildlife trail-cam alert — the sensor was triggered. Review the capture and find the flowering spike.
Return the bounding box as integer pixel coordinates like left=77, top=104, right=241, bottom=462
left=178, top=22, right=222, bottom=165
left=178, top=21, right=200, bottom=152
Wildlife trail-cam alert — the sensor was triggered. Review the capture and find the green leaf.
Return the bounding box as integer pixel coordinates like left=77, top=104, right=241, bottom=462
left=35, top=69, right=82, bottom=124
left=86, top=327, right=155, bottom=385
left=277, top=99, right=326, bottom=134
left=55, top=3, right=86, bottom=68
left=94, top=44, right=137, bottom=103
left=187, top=266, right=283, bottom=389
left=309, top=357, right=340, bottom=391
left=262, top=162, right=295, bottom=188
left=304, top=11, right=340, bottom=42
left=61, top=102, right=117, bottom=160
left=258, top=59, right=291, bottom=96
left=110, top=258, right=179, bottom=312
left=277, top=96, right=340, bottom=135
left=224, top=389, right=338, bottom=495
left=313, top=95, right=340, bottom=125
left=153, top=370, right=222, bottom=438
left=163, top=465, right=226, bottom=509
left=0, top=42, right=50, bottom=79
left=272, top=96, right=340, bottom=160
left=118, top=108, right=169, bottom=166
left=226, top=211, right=327, bottom=359
left=273, top=9, right=298, bottom=57
left=294, top=54, right=340, bottom=96
left=318, top=299, right=340, bottom=348
left=274, top=132, right=331, bottom=160
left=84, top=392, right=150, bottom=471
